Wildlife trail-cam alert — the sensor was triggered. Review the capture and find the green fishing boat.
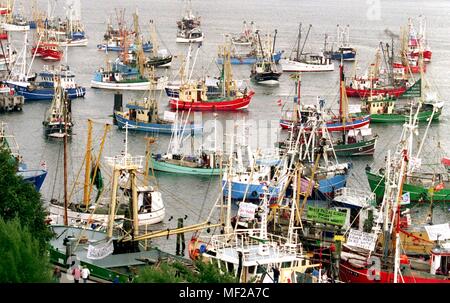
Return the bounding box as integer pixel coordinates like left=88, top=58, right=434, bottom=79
left=151, top=155, right=223, bottom=176
left=366, top=170, right=450, bottom=203
left=362, top=92, right=442, bottom=123
left=334, top=137, right=377, bottom=157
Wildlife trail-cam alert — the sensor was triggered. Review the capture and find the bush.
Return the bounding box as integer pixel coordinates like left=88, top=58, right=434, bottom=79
left=0, top=150, right=51, bottom=251
left=134, top=259, right=238, bottom=283
left=0, top=218, right=53, bottom=283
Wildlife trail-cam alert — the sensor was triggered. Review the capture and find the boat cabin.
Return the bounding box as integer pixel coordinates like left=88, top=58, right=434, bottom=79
left=363, top=94, right=397, bottom=115
left=430, top=245, right=450, bottom=276
left=120, top=99, right=159, bottom=124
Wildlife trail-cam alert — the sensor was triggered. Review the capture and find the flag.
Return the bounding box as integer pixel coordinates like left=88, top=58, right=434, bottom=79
left=400, top=192, right=410, bottom=205
left=435, top=182, right=445, bottom=192
left=276, top=99, right=282, bottom=106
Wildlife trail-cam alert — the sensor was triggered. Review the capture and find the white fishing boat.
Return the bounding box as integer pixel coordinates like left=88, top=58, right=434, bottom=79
left=281, top=23, right=334, bottom=72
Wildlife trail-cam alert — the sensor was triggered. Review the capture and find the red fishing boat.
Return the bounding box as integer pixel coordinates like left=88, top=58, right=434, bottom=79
left=345, top=46, right=408, bottom=99
left=31, top=43, right=64, bottom=61
left=169, top=84, right=254, bottom=111
left=169, top=43, right=254, bottom=112
left=407, top=16, right=432, bottom=63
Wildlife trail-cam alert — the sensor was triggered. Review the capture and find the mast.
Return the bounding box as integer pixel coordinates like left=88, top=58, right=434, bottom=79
left=339, top=63, right=347, bottom=125
left=299, top=24, right=312, bottom=59
left=63, top=91, right=69, bottom=226
left=83, top=119, right=93, bottom=207
left=225, top=132, right=234, bottom=234
left=296, top=23, right=301, bottom=61
left=272, top=29, right=277, bottom=57
left=256, top=30, right=265, bottom=61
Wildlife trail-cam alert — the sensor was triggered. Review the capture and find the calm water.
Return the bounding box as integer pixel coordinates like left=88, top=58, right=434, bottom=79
left=3, top=0, right=450, bottom=253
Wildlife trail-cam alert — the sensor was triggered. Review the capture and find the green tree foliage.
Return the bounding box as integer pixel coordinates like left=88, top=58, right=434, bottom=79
left=134, top=259, right=238, bottom=283
left=0, top=150, right=51, bottom=250
left=0, top=218, right=53, bottom=283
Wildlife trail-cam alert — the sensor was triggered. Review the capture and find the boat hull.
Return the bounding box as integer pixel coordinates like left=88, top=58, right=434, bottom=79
left=346, top=86, right=406, bottom=98
left=169, top=91, right=254, bottom=111
left=367, top=171, right=450, bottom=203
left=2, top=23, right=30, bottom=31
left=216, top=51, right=282, bottom=65
left=334, top=138, right=377, bottom=157
left=329, top=52, right=356, bottom=61
left=151, top=158, right=223, bottom=176
left=90, top=78, right=167, bottom=91
left=223, top=173, right=347, bottom=200
left=280, top=59, right=335, bottom=72
left=369, top=109, right=441, bottom=123
left=17, top=169, right=47, bottom=191
left=145, top=56, right=173, bottom=68
left=58, top=38, right=89, bottom=47
left=280, top=115, right=371, bottom=132
left=251, top=71, right=281, bottom=85
left=9, top=83, right=86, bottom=101
left=339, top=261, right=450, bottom=283
left=115, top=113, right=202, bottom=134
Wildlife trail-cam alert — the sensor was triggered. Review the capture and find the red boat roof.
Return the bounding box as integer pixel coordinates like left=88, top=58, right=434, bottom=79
left=442, top=157, right=450, bottom=167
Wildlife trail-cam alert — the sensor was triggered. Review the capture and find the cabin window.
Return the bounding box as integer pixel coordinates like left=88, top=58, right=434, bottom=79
left=248, top=265, right=256, bottom=274
left=227, top=262, right=234, bottom=273
left=282, top=262, right=292, bottom=268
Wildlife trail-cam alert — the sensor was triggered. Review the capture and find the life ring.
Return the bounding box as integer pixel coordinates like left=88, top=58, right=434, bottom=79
left=251, top=191, right=258, bottom=198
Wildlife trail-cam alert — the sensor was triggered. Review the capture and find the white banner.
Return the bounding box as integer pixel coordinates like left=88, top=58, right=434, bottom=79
left=346, top=229, right=377, bottom=251
left=424, top=223, right=450, bottom=241
left=163, top=111, right=177, bottom=122
left=87, top=240, right=114, bottom=260
left=237, top=202, right=259, bottom=219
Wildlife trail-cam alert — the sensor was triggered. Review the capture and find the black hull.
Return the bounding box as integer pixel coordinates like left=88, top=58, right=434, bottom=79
left=145, top=56, right=173, bottom=68
left=251, top=71, right=281, bottom=84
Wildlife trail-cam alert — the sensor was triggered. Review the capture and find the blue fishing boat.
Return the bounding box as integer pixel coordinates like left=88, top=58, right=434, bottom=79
left=7, top=66, right=86, bottom=101
left=114, top=102, right=202, bottom=134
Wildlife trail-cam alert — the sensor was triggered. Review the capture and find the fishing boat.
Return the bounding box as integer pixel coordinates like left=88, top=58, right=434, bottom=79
left=324, top=25, right=356, bottom=61
left=280, top=72, right=371, bottom=132
left=231, top=21, right=256, bottom=46
left=42, top=78, right=73, bottom=138
left=96, top=10, right=153, bottom=52
left=176, top=0, right=203, bottom=43
left=339, top=115, right=450, bottom=283
left=91, top=12, right=168, bottom=91
left=407, top=16, right=432, bottom=63
left=31, top=42, right=64, bottom=61
left=2, top=9, right=30, bottom=32
left=113, top=69, right=202, bottom=135
left=169, top=44, right=254, bottom=111
left=47, top=121, right=166, bottom=228
left=144, top=20, right=172, bottom=68
left=250, top=30, right=282, bottom=85
left=280, top=24, right=334, bottom=72
left=47, top=122, right=170, bottom=283
left=151, top=113, right=222, bottom=176
left=0, top=122, right=47, bottom=191
left=345, top=46, right=408, bottom=98
left=8, top=36, right=86, bottom=101
left=216, top=38, right=282, bottom=65
left=361, top=55, right=443, bottom=123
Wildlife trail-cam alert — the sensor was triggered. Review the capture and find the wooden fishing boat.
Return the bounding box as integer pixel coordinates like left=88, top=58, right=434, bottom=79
left=31, top=43, right=64, bottom=61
